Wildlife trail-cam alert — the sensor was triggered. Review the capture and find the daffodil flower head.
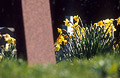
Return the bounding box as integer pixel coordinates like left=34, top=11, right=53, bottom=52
left=56, top=35, right=65, bottom=45
left=73, top=15, right=79, bottom=23
left=8, top=37, right=16, bottom=46
left=57, top=39, right=62, bottom=45
left=110, top=19, right=114, bottom=23
left=103, top=19, right=110, bottom=24
left=56, top=36, right=62, bottom=45
left=57, top=28, right=62, bottom=34
left=3, top=34, right=11, bottom=41
left=60, top=35, right=64, bottom=41
left=64, top=19, right=70, bottom=27
left=98, top=20, right=104, bottom=27
left=116, top=44, right=119, bottom=48
left=54, top=43, right=60, bottom=51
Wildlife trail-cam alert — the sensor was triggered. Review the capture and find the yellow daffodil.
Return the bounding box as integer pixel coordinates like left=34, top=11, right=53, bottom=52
left=60, top=35, right=64, bottom=41
left=98, top=21, right=104, bottom=27
left=103, top=19, right=110, bottom=24
left=3, top=34, right=16, bottom=46
left=56, top=35, right=65, bottom=45
left=57, top=28, right=62, bottom=34
left=54, top=43, right=60, bottom=51
left=73, top=15, right=79, bottom=23
left=64, top=19, right=70, bottom=27
left=110, top=19, right=114, bottom=22
left=116, top=44, right=119, bottom=48
left=117, top=17, right=120, bottom=25
left=3, top=34, right=11, bottom=41
left=8, top=37, right=16, bottom=46
left=57, top=39, right=62, bottom=45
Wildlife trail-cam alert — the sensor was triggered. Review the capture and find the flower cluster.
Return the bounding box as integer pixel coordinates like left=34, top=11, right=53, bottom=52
left=55, top=15, right=120, bottom=62
left=0, top=34, right=17, bottom=61
left=93, top=19, right=116, bottom=38
left=3, top=34, right=16, bottom=47
left=54, top=28, right=68, bottom=51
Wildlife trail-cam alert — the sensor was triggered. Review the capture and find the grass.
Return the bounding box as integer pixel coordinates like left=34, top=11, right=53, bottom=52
left=0, top=54, right=120, bottom=78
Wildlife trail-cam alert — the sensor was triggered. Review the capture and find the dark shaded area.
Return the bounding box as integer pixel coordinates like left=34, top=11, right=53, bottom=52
left=50, top=0, right=120, bottom=41
left=0, top=0, right=27, bottom=60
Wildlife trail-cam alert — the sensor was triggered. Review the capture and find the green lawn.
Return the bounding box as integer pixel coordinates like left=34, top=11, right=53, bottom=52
left=0, top=54, right=120, bottom=78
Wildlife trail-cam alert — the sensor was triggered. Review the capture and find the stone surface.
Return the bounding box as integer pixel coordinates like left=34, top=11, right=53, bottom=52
left=22, top=0, right=56, bottom=65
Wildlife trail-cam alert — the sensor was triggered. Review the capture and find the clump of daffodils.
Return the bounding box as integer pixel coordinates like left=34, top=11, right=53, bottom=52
left=0, top=34, right=17, bottom=61
left=55, top=15, right=120, bottom=62
left=54, top=28, right=68, bottom=51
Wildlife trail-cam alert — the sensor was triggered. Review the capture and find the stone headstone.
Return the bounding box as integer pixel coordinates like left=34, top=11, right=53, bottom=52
left=22, top=0, right=56, bottom=65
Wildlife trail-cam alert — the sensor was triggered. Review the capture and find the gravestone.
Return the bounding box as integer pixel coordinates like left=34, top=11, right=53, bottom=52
left=22, top=0, right=56, bottom=65
left=0, top=0, right=56, bottom=65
